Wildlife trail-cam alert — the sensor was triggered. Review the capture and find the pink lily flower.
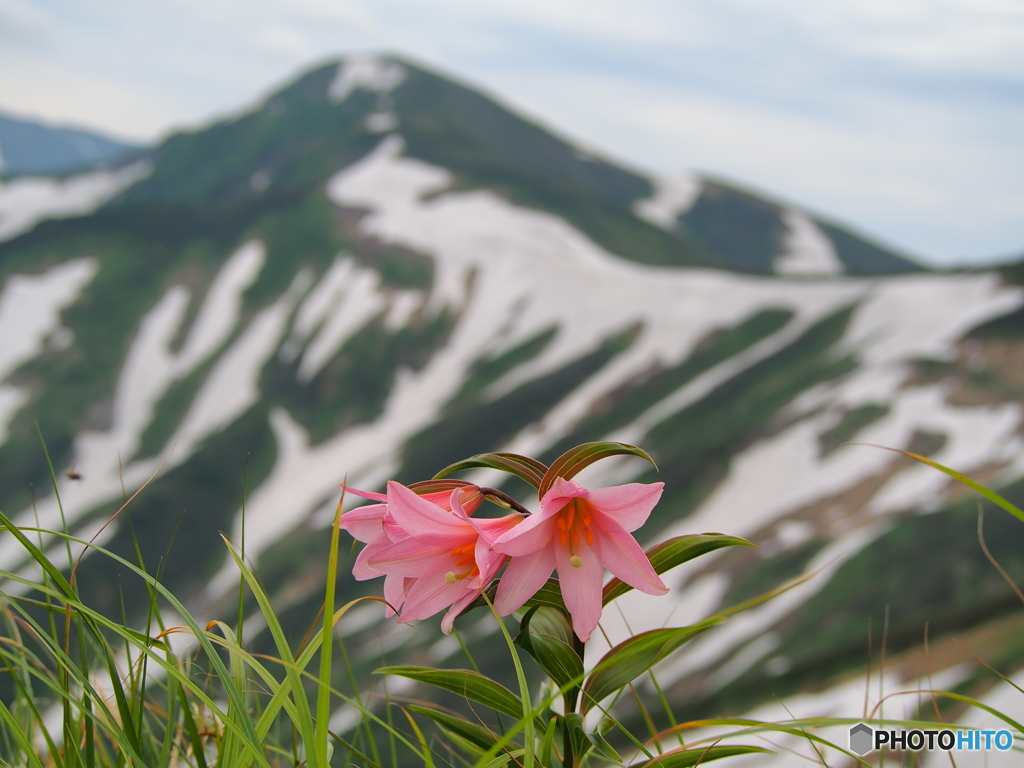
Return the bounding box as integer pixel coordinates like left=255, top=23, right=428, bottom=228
left=338, top=483, right=484, bottom=617
left=491, top=478, right=668, bottom=641
left=364, top=482, right=523, bottom=633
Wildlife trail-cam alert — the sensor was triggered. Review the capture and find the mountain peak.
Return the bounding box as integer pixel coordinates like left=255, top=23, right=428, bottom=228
left=105, top=54, right=923, bottom=277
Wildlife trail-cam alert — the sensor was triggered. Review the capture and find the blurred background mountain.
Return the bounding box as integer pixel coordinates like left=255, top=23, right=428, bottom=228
left=0, top=110, right=144, bottom=177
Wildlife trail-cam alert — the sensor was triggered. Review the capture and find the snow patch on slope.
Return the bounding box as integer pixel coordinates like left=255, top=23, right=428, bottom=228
left=0, top=162, right=150, bottom=243
left=328, top=57, right=407, bottom=104
left=174, top=239, right=265, bottom=373
left=170, top=274, right=305, bottom=457
left=0, top=258, right=98, bottom=444
left=774, top=210, right=844, bottom=275
left=0, top=242, right=277, bottom=568
left=633, top=173, right=701, bottom=230
left=0, top=258, right=98, bottom=380
left=298, top=266, right=386, bottom=381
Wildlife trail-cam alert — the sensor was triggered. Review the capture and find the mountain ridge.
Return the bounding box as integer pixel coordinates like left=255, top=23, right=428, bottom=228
left=0, top=109, right=145, bottom=177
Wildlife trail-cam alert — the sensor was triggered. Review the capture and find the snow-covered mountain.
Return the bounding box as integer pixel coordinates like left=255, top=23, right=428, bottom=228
left=1, top=55, right=1023, bottom=762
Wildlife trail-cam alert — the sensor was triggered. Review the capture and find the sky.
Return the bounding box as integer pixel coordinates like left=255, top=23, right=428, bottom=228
left=1, top=0, right=1023, bottom=267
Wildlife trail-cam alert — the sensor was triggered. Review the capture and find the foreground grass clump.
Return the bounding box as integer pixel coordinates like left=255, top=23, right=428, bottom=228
left=0, top=442, right=1021, bottom=767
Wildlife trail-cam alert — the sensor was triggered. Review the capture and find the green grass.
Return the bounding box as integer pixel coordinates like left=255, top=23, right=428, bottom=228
left=72, top=405, right=279, bottom=617
left=1, top=431, right=1023, bottom=767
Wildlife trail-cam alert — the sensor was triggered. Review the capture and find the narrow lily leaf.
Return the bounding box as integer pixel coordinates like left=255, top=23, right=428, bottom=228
left=434, top=452, right=548, bottom=488
left=376, top=667, right=525, bottom=719
left=515, top=607, right=583, bottom=697
left=564, top=713, right=593, bottom=764
left=580, top=618, right=725, bottom=715
left=408, top=705, right=506, bottom=752
left=539, top=716, right=558, bottom=767
left=630, top=745, right=773, bottom=768
left=603, top=534, right=753, bottom=605
left=436, top=728, right=487, bottom=761
left=539, top=442, right=656, bottom=498
left=523, top=578, right=567, bottom=612
left=480, top=749, right=526, bottom=768
left=587, top=730, right=622, bottom=763
left=714, top=570, right=816, bottom=619
left=856, top=444, right=1024, bottom=525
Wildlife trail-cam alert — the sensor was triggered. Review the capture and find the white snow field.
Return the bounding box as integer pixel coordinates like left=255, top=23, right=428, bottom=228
left=633, top=173, right=702, bottom=230
left=774, top=209, right=845, bottom=275
left=0, top=258, right=98, bottom=443
left=328, top=56, right=407, bottom=104
left=0, top=162, right=150, bottom=243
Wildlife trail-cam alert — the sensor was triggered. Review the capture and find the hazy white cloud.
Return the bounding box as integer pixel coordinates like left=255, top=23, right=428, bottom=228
left=0, top=0, right=1021, bottom=265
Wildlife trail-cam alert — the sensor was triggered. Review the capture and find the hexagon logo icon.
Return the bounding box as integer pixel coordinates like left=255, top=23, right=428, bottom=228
left=849, top=723, right=873, bottom=756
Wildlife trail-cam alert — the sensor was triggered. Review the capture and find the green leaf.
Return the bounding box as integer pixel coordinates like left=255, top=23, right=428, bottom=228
left=581, top=618, right=725, bottom=714
left=376, top=667, right=525, bottom=719
left=523, top=578, right=567, bottom=611
left=436, top=727, right=487, bottom=761
left=480, top=748, right=526, bottom=768
left=564, top=713, right=593, bottom=764
left=630, top=745, right=773, bottom=768
left=587, top=730, right=622, bottom=763
left=434, top=452, right=548, bottom=489
left=603, top=534, right=753, bottom=605
left=515, top=606, right=583, bottom=697
left=539, top=442, right=656, bottom=498
left=408, top=705, right=506, bottom=752
left=539, top=716, right=558, bottom=767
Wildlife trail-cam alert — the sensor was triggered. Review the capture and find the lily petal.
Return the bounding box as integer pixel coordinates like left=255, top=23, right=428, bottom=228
left=368, top=537, right=455, bottom=577
left=494, top=547, right=557, bottom=615
left=383, top=574, right=409, bottom=618
left=597, top=517, right=668, bottom=595
left=338, top=503, right=388, bottom=542
left=353, top=538, right=390, bottom=580
left=342, top=485, right=388, bottom=502
left=401, top=565, right=475, bottom=622
left=441, top=590, right=480, bottom=634
left=540, top=477, right=588, bottom=508
left=492, top=511, right=556, bottom=556
left=586, top=482, right=664, bottom=532
left=387, top=481, right=468, bottom=542
left=554, top=540, right=604, bottom=642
